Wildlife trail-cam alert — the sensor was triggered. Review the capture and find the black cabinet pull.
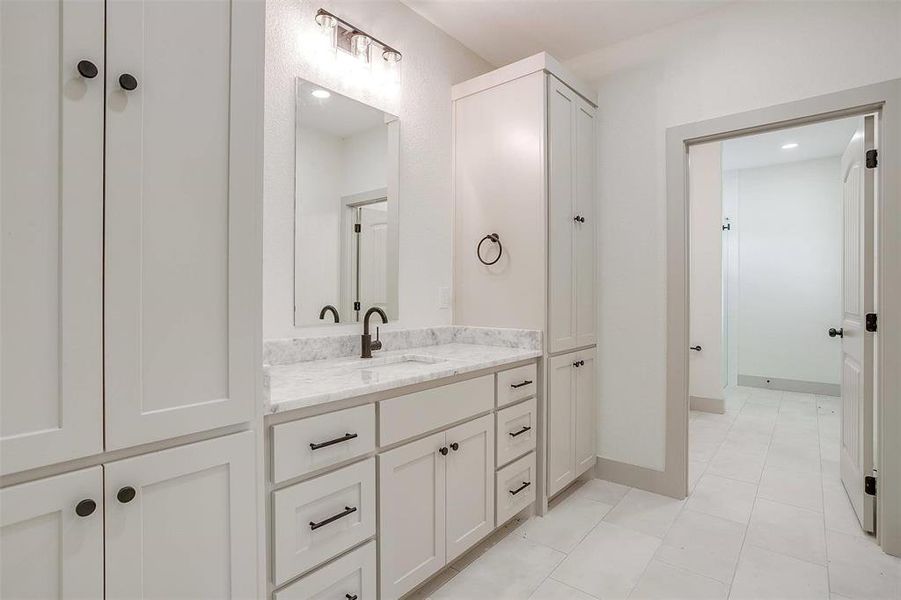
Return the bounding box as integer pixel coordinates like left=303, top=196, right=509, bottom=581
left=439, top=446, right=449, bottom=456
left=77, top=60, right=98, bottom=79
left=450, top=442, right=459, bottom=451
left=116, top=486, right=136, bottom=504
left=309, top=506, right=357, bottom=531
left=689, top=346, right=702, bottom=352
left=509, top=426, right=532, bottom=438
left=572, top=360, right=584, bottom=368
left=118, top=73, right=138, bottom=91
left=310, top=432, right=358, bottom=450
left=510, top=380, right=533, bottom=389
left=346, top=595, right=358, bottom=600
left=573, top=215, right=585, bottom=223
left=509, top=481, right=531, bottom=495
left=75, top=499, right=96, bottom=517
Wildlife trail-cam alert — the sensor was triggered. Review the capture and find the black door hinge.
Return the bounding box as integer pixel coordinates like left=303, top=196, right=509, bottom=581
left=866, top=149, right=878, bottom=169
left=865, top=475, right=877, bottom=496
left=866, top=313, right=877, bottom=332
left=354, top=223, right=361, bottom=233
left=353, top=301, right=361, bottom=311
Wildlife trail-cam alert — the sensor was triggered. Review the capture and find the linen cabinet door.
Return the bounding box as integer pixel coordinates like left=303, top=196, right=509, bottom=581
left=0, top=467, right=103, bottom=599
left=547, top=75, right=577, bottom=353
left=574, top=349, right=597, bottom=476
left=0, top=0, right=103, bottom=474
left=445, top=414, right=495, bottom=562
left=379, top=431, right=446, bottom=600
left=104, top=0, right=261, bottom=449
left=547, top=354, right=576, bottom=497
left=104, top=432, right=257, bottom=599
left=574, top=97, right=597, bottom=348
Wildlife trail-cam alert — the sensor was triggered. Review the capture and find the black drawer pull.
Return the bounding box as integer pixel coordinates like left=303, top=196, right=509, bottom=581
left=509, top=481, right=531, bottom=495
left=510, top=380, right=533, bottom=389
left=346, top=595, right=358, bottom=600
left=310, top=432, right=358, bottom=450
left=309, top=506, right=357, bottom=530
left=509, top=426, right=532, bottom=438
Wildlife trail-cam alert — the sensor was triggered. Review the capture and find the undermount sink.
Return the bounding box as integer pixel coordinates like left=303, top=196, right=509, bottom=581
left=358, top=354, right=447, bottom=376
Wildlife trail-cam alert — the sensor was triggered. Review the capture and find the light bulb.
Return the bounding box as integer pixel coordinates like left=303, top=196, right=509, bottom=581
left=311, top=89, right=330, bottom=99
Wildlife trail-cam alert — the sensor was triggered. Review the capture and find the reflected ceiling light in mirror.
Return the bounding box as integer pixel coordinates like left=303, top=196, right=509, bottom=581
left=781, top=142, right=799, bottom=150
left=311, top=89, right=331, bottom=99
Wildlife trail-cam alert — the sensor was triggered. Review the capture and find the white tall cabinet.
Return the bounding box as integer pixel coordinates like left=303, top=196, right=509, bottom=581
left=0, top=1, right=263, bottom=597
left=453, top=53, right=598, bottom=506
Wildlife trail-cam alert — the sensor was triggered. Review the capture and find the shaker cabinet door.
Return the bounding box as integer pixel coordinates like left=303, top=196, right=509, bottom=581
left=0, top=467, right=104, bottom=599
left=445, top=414, right=495, bottom=562
left=104, top=432, right=257, bottom=600
left=547, top=353, right=577, bottom=496
left=574, top=349, right=597, bottom=475
left=0, top=0, right=104, bottom=474
left=574, top=98, right=597, bottom=348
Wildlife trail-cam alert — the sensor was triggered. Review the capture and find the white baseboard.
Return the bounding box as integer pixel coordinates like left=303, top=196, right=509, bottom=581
left=690, top=395, right=725, bottom=414
left=593, top=456, right=684, bottom=500
left=738, top=374, right=840, bottom=397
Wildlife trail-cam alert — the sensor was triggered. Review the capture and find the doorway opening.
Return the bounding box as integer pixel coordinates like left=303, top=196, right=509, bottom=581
left=686, top=113, right=880, bottom=552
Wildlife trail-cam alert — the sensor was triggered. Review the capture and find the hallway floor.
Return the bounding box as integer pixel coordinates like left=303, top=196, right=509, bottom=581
left=410, top=387, right=900, bottom=599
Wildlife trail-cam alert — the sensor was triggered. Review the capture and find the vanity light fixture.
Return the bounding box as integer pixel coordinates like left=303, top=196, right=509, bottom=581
left=781, top=142, right=799, bottom=149
left=314, top=8, right=403, bottom=67
left=311, top=88, right=331, bottom=99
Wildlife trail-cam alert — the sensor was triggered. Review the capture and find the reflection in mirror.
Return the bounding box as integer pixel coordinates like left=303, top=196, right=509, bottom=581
left=294, top=79, right=399, bottom=327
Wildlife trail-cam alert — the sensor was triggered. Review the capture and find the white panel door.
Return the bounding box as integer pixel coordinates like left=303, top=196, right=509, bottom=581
left=839, top=117, right=875, bottom=533
left=379, top=431, right=446, bottom=600
left=104, top=0, right=258, bottom=449
left=0, top=0, right=103, bottom=474
left=445, top=414, right=495, bottom=562
left=547, top=353, right=576, bottom=496
left=104, top=432, right=257, bottom=599
left=574, top=97, right=597, bottom=348
left=575, top=349, right=597, bottom=475
left=1, top=467, right=103, bottom=599
left=548, top=76, right=577, bottom=353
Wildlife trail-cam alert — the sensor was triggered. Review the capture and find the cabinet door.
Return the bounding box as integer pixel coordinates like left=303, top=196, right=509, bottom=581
left=1, top=467, right=103, bottom=599
left=105, top=432, right=257, bottom=599
left=574, top=98, right=597, bottom=348
left=0, top=0, right=103, bottom=474
left=574, top=349, right=597, bottom=475
left=547, top=76, right=577, bottom=353
left=445, top=414, right=495, bottom=562
left=379, top=431, right=446, bottom=600
left=104, top=0, right=260, bottom=449
left=547, top=354, right=576, bottom=496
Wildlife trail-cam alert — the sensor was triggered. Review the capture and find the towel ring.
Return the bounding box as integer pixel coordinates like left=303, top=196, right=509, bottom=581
left=477, top=233, right=502, bottom=266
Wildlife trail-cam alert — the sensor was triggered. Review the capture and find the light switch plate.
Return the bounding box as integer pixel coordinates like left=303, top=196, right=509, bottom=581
left=438, top=286, right=451, bottom=309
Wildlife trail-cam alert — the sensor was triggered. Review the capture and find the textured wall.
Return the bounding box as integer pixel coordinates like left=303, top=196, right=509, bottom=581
left=264, top=0, right=491, bottom=339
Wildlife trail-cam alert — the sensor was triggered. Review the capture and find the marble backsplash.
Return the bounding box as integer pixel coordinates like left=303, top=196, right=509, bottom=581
left=263, top=326, right=542, bottom=365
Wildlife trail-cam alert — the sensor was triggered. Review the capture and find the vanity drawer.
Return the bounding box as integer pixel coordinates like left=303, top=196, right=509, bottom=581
left=272, top=458, right=376, bottom=586
left=496, top=363, right=537, bottom=408
left=272, top=404, right=375, bottom=484
left=379, top=375, right=493, bottom=447
left=274, top=540, right=376, bottom=600
left=496, top=397, right=537, bottom=467
left=496, top=452, right=537, bottom=526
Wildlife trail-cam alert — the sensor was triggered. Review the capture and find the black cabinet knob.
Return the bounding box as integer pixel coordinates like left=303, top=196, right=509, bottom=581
left=75, top=499, right=96, bottom=517
left=573, top=215, right=586, bottom=223
left=449, top=442, right=459, bottom=451
left=438, top=447, right=449, bottom=456
left=77, top=60, right=98, bottom=79
left=690, top=346, right=702, bottom=351
left=828, top=328, right=844, bottom=338
left=118, top=73, right=138, bottom=91
left=117, top=486, right=136, bottom=503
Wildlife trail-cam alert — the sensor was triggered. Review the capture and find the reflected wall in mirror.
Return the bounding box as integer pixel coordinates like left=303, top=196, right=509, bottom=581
left=294, top=79, right=399, bottom=327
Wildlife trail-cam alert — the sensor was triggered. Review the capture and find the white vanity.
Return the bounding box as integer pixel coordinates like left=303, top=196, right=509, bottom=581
left=263, top=328, right=541, bottom=599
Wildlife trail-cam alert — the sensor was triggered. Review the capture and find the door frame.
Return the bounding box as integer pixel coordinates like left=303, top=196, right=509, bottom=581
left=664, top=79, right=901, bottom=556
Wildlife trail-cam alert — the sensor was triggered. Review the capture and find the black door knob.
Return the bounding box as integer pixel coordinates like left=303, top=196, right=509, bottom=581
left=690, top=346, right=702, bottom=351
left=77, top=60, right=98, bottom=79
left=828, top=328, right=844, bottom=338
left=118, top=73, right=138, bottom=91
left=75, top=499, right=96, bottom=517
left=449, top=442, right=459, bottom=451
left=117, top=486, right=136, bottom=503
left=438, top=447, right=449, bottom=456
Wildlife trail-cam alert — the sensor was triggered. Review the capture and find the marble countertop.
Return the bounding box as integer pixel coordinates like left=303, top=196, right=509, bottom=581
left=264, top=342, right=541, bottom=414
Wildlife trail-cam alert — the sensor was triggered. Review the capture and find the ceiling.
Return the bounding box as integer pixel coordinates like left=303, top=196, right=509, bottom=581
left=721, top=117, right=862, bottom=171
left=297, top=80, right=386, bottom=138
left=402, top=0, right=731, bottom=67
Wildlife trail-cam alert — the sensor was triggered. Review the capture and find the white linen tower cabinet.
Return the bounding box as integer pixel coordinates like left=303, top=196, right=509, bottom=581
left=0, top=1, right=263, bottom=597
left=453, top=53, right=598, bottom=506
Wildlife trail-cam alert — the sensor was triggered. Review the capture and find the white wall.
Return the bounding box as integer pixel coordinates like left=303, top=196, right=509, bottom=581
left=566, top=1, right=901, bottom=470
left=341, top=125, right=388, bottom=197
left=264, top=0, right=491, bottom=339
left=731, top=157, right=843, bottom=386
left=688, top=142, right=723, bottom=402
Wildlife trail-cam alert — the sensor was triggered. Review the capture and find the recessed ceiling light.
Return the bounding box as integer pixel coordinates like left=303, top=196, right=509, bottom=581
left=311, top=89, right=331, bottom=99
left=781, top=142, right=799, bottom=150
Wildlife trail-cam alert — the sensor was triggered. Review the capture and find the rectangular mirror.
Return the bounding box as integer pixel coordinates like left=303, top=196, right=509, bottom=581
left=293, top=78, right=399, bottom=327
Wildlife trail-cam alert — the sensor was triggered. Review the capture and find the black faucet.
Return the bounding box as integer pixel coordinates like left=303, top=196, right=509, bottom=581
left=361, top=306, right=388, bottom=358
left=319, top=304, right=340, bottom=323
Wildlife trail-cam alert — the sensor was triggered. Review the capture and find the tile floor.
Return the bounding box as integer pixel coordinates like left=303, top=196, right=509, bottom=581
left=409, top=386, right=901, bottom=599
